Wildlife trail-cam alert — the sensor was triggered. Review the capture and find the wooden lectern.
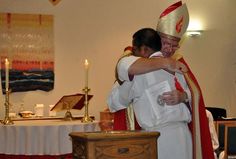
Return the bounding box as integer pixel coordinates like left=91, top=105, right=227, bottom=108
left=51, top=93, right=93, bottom=111
left=51, top=93, right=93, bottom=120
left=69, top=131, right=160, bottom=159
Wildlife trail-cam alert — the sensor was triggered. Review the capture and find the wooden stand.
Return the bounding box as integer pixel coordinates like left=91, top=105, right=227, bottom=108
left=69, top=130, right=160, bottom=159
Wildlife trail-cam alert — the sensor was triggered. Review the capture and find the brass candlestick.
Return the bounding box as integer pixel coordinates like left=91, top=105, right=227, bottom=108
left=1, top=90, right=14, bottom=125
left=81, top=87, right=93, bottom=123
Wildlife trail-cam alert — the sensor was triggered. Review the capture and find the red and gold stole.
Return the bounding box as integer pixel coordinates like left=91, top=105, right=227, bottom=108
left=173, top=53, right=215, bottom=159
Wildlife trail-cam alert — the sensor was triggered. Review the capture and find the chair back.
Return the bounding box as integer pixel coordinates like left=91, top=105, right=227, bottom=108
left=224, top=123, right=236, bottom=157
left=206, top=107, right=227, bottom=120
left=218, top=123, right=225, bottom=152
left=215, top=120, right=236, bottom=158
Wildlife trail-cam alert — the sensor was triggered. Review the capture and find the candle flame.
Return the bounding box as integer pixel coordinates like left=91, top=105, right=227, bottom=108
left=5, top=58, right=9, bottom=64
left=85, top=59, right=89, bottom=67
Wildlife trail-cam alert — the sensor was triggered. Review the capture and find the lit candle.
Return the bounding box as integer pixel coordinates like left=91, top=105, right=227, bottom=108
left=84, top=59, right=89, bottom=88
left=5, top=58, right=9, bottom=91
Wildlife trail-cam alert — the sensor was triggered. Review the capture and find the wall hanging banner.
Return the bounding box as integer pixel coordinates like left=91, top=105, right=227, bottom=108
left=0, top=13, right=54, bottom=94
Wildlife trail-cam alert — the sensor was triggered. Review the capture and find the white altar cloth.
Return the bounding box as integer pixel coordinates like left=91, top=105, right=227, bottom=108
left=0, top=119, right=100, bottom=155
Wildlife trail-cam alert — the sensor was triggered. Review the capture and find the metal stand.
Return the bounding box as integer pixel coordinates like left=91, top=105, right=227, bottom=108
left=81, top=87, right=93, bottom=123
left=64, top=110, right=73, bottom=121
left=1, top=90, right=14, bottom=125
left=63, top=101, right=74, bottom=121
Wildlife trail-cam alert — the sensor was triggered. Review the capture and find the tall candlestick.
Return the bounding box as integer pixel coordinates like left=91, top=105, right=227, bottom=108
left=84, top=59, right=89, bottom=88
left=1, top=59, right=13, bottom=125
left=5, top=58, right=9, bottom=91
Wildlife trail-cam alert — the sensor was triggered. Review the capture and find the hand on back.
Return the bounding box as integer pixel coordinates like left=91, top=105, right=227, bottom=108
left=165, top=58, right=188, bottom=73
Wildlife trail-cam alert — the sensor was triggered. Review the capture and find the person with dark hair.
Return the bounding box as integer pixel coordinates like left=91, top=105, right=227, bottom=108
left=111, top=45, right=187, bottom=131
left=109, top=26, right=192, bottom=159
left=132, top=28, right=162, bottom=57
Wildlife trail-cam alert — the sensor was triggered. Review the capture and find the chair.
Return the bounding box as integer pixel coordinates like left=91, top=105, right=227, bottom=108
left=223, top=123, right=236, bottom=159
left=206, top=107, right=227, bottom=121
left=215, top=120, right=236, bottom=158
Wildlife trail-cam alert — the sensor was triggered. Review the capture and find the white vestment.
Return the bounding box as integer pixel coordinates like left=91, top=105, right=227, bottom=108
left=206, top=110, right=219, bottom=159
left=107, top=52, right=193, bottom=159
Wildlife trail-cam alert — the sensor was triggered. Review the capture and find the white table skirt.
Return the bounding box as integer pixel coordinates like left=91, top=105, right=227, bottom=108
left=0, top=120, right=100, bottom=155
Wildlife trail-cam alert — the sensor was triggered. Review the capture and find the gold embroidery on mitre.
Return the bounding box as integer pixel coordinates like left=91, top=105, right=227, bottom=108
left=157, top=3, right=189, bottom=38
left=176, top=16, right=183, bottom=33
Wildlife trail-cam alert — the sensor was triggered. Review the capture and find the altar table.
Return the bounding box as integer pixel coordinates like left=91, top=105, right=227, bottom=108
left=0, top=119, right=100, bottom=158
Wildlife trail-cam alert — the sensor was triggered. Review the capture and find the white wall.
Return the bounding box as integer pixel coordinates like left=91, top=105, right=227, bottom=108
left=0, top=0, right=236, bottom=120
